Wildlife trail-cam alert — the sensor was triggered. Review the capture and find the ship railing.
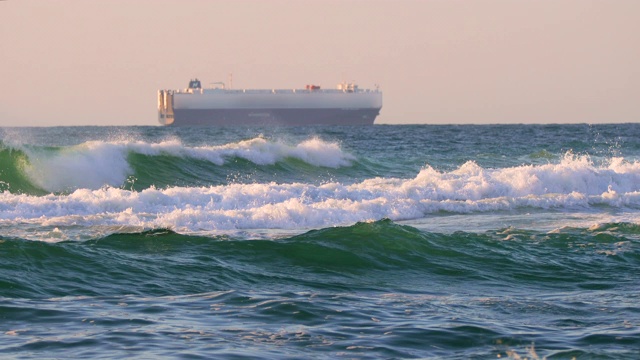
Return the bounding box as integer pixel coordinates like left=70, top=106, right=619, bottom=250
left=173, top=88, right=379, bottom=94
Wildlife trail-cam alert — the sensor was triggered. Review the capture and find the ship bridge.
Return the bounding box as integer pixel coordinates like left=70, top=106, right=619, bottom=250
left=188, top=79, right=202, bottom=90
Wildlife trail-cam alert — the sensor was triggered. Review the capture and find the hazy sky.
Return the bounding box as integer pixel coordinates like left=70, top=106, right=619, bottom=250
left=1, top=0, right=638, bottom=126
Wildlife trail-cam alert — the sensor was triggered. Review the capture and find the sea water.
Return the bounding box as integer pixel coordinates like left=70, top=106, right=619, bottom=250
left=0, top=124, right=638, bottom=358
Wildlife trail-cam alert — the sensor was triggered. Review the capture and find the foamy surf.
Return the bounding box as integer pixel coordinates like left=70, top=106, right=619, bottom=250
left=3, top=151, right=640, bottom=241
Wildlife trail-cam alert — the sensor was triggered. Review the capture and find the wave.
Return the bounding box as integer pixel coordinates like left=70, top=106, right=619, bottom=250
left=0, top=137, right=358, bottom=193
left=4, top=151, right=640, bottom=240
left=0, top=146, right=47, bottom=195
left=1, top=220, right=637, bottom=298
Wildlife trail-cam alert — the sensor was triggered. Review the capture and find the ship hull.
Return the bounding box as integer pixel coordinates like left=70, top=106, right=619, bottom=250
left=168, top=108, right=380, bottom=126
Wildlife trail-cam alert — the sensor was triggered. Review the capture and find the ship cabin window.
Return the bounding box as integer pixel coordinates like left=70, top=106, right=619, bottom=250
left=188, top=79, right=202, bottom=89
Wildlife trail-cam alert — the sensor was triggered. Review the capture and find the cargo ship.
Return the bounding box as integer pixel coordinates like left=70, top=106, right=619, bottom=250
left=158, top=79, right=382, bottom=126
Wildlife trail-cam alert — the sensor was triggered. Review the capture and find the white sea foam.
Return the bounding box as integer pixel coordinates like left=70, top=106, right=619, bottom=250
left=128, top=136, right=354, bottom=167
left=4, top=152, right=640, bottom=240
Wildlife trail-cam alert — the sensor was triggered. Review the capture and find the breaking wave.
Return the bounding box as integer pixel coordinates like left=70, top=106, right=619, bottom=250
left=0, top=137, right=357, bottom=193
left=3, top=144, right=640, bottom=240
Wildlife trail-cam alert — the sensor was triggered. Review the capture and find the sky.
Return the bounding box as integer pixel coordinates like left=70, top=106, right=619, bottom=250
left=1, top=0, right=639, bottom=126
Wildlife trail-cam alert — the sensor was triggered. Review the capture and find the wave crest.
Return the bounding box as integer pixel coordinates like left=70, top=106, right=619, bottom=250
left=4, top=151, right=640, bottom=241
left=1, top=137, right=355, bottom=193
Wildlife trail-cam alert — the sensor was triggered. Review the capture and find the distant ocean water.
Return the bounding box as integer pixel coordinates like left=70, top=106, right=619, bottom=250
left=0, top=124, right=639, bottom=359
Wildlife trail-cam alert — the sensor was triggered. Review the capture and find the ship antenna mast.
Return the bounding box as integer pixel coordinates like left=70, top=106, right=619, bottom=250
left=228, top=73, right=233, bottom=89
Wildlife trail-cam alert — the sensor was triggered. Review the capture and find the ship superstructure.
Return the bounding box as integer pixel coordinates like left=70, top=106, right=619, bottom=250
left=158, top=79, right=382, bottom=126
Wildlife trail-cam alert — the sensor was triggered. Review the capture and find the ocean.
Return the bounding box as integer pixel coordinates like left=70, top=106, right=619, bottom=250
left=0, top=124, right=639, bottom=359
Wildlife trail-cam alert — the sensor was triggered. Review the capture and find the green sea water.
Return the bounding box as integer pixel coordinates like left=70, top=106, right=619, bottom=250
left=1, top=124, right=639, bottom=358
